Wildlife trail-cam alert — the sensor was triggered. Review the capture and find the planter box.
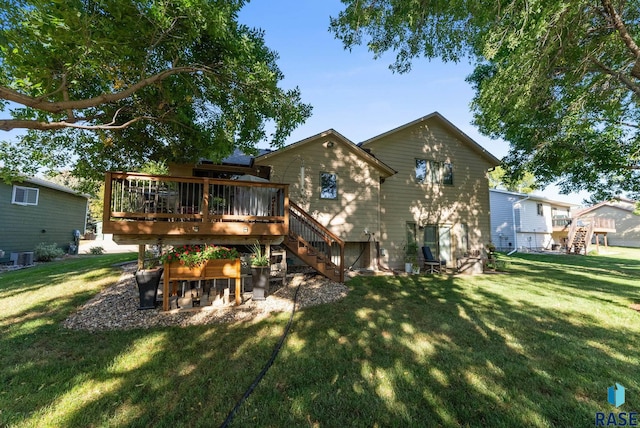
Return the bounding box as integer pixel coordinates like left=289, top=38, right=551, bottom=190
left=167, top=264, right=204, bottom=279
left=162, top=259, right=241, bottom=310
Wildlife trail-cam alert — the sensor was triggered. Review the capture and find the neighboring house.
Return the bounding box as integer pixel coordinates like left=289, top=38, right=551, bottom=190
left=105, top=112, right=500, bottom=275
left=256, top=112, right=500, bottom=269
left=489, top=189, right=577, bottom=252
left=574, top=199, right=640, bottom=248
left=0, top=177, right=88, bottom=256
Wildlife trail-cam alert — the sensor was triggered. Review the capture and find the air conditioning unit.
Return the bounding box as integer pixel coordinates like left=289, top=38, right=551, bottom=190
left=20, top=252, right=34, bottom=266
left=9, top=252, right=34, bottom=266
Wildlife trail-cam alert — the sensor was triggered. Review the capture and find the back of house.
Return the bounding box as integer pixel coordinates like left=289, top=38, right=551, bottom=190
left=359, top=113, right=500, bottom=269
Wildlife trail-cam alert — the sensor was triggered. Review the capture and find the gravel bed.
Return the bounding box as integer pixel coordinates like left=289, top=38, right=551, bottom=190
left=62, top=264, right=349, bottom=331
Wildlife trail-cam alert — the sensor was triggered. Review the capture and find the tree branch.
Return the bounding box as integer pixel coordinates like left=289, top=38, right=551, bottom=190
left=591, top=57, right=640, bottom=98
left=0, top=115, right=158, bottom=131
left=0, top=65, right=213, bottom=114
left=600, top=0, right=640, bottom=78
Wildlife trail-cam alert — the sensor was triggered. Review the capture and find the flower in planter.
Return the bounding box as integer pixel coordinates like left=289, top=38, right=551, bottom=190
left=160, top=244, right=239, bottom=267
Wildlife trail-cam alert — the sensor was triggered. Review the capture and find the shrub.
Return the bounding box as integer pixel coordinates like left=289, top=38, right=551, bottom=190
left=89, top=246, right=105, bottom=255
left=34, top=243, right=65, bottom=262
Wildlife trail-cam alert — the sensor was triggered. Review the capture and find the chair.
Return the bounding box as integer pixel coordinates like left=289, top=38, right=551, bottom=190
left=422, top=246, right=446, bottom=273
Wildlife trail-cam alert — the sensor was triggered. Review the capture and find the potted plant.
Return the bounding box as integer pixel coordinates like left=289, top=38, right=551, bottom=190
left=249, top=241, right=270, bottom=300
left=135, top=249, right=164, bottom=310
left=403, top=241, right=419, bottom=273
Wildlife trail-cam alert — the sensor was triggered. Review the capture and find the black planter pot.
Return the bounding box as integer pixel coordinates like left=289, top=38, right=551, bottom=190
left=135, top=268, right=164, bottom=310
left=251, top=266, right=270, bottom=301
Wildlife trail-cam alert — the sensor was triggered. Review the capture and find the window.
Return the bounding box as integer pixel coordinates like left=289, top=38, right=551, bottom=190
left=423, top=224, right=438, bottom=257
left=442, top=162, right=453, bottom=185
left=12, top=185, right=39, bottom=205
left=415, top=159, right=453, bottom=185
left=460, top=223, right=469, bottom=255
left=537, top=203, right=543, bottom=216
left=415, top=159, right=426, bottom=183
left=320, top=172, right=337, bottom=199
left=406, top=222, right=417, bottom=245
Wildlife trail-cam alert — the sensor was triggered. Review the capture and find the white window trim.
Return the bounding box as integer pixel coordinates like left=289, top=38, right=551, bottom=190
left=11, top=185, right=39, bottom=206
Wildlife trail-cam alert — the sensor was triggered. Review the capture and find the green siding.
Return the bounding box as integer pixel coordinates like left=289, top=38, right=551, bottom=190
left=0, top=182, right=87, bottom=253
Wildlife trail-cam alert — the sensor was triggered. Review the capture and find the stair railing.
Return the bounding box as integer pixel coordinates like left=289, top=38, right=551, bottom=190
left=288, top=201, right=345, bottom=282
left=566, top=219, right=577, bottom=254
left=583, top=221, right=595, bottom=255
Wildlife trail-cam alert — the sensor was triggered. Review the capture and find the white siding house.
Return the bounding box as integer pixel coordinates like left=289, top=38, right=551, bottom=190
left=490, top=189, right=576, bottom=252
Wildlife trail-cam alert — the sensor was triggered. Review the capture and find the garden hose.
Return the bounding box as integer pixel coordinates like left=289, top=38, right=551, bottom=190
left=219, top=278, right=302, bottom=428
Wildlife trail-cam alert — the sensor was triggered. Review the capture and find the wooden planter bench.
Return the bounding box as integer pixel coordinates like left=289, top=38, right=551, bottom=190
left=162, top=259, right=242, bottom=310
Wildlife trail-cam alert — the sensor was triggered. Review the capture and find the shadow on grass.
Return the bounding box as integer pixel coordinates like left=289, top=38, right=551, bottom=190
left=1, top=251, right=639, bottom=427
left=236, top=252, right=640, bottom=426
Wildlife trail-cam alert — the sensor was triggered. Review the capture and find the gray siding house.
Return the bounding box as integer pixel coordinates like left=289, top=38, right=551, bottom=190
left=0, top=177, right=88, bottom=255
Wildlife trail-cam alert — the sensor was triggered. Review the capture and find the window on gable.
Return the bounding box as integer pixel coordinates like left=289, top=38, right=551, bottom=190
left=415, top=159, right=426, bottom=183
left=320, top=172, right=337, bottom=199
left=416, top=159, right=453, bottom=185
left=12, top=185, right=39, bottom=205
left=442, top=162, right=453, bottom=185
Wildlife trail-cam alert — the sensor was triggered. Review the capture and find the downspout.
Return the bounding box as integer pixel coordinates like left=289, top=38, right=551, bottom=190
left=508, top=195, right=531, bottom=255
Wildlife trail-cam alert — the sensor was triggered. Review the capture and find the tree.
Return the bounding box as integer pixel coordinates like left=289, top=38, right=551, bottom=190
left=0, top=0, right=311, bottom=181
left=488, top=166, right=538, bottom=194
left=330, top=0, right=640, bottom=199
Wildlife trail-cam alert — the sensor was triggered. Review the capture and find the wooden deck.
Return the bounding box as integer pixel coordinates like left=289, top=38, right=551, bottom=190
left=103, top=172, right=289, bottom=245
left=553, top=216, right=616, bottom=233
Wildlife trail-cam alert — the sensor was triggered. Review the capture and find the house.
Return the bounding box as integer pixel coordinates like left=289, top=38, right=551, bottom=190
left=489, top=189, right=578, bottom=252
left=103, top=112, right=500, bottom=278
left=489, top=189, right=617, bottom=254
left=357, top=113, right=499, bottom=269
left=574, top=199, right=639, bottom=248
left=0, top=177, right=88, bottom=258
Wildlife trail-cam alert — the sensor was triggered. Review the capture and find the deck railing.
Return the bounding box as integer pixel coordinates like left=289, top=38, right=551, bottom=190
left=553, top=216, right=615, bottom=231
left=575, top=217, right=616, bottom=231
left=103, top=172, right=288, bottom=237
left=552, top=216, right=572, bottom=229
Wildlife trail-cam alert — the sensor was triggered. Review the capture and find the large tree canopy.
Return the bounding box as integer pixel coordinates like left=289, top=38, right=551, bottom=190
left=0, top=0, right=311, bottom=182
left=331, top=0, right=640, bottom=199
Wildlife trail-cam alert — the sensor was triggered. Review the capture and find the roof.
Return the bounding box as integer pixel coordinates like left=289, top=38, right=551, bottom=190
left=575, top=199, right=638, bottom=217
left=255, top=129, right=397, bottom=178
left=359, top=111, right=501, bottom=166
left=13, top=177, right=90, bottom=199
left=217, top=148, right=273, bottom=166
left=489, top=188, right=577, bottom=208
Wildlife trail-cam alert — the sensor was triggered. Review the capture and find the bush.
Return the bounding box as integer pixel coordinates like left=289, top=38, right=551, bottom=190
left=34, top=243, right=65, bottom=262
left=89, top=246, right=105, bottom=255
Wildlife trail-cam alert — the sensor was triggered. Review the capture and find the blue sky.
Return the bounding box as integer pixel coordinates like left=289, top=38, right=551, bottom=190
left=238, top=0, right=590, bottom=205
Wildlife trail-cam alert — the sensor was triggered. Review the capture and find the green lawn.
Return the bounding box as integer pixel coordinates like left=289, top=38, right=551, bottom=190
left=1, top=249, right=639, bottom=427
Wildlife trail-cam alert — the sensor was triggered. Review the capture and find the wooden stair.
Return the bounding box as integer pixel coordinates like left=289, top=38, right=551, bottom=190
left=566, top=222, right=594, bottom=255
left=282, top=202, right=344, bottom=282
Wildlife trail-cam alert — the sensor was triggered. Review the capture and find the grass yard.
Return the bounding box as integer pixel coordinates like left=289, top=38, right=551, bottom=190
left=1, top=249, right=639, bottom=427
